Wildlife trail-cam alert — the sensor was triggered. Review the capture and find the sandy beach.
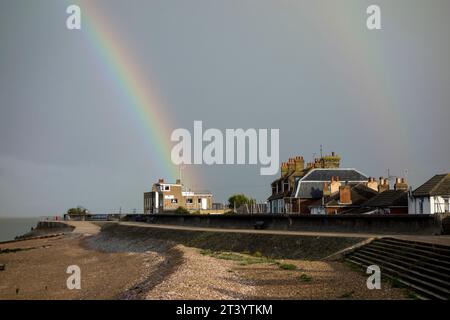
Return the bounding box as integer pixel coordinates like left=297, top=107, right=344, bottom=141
left=0, top=221, right=410, bottom=300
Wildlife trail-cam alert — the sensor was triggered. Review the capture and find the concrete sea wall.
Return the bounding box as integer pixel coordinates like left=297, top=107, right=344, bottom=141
left=133, top=214, right=443, bottom=235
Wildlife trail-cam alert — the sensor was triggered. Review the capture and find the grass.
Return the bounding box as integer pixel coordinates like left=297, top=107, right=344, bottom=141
left=298, top=274, right=312, bottom=282
left=405, top=291, right=420, bottom=300
left=200, top=249, right=276, bottom=265
left=278, top=263, right=298, bottom=270
left=0, top=247, right=35, bottom=254
left=389, top=277, right=406, bottom=289
left=339, top=291, right=355, bottom=299
left=344, top=260, right=362, bottom=272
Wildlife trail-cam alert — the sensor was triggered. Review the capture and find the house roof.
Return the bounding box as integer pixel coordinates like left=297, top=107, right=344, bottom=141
left=309, top=183, right=378, bottom=207
left=271, top=170, right=305, bottom=185
left=361, top=190, right=408, bottom=207
left=296, top=182, right=326, bottom=199
left=412, top=174, right=450, bottom=197
left=301, top=168, right=368, bottom=182
left=294, top=168, right=368, bottom=198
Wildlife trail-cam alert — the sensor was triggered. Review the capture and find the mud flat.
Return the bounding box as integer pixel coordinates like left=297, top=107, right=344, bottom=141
left=0, top=222, right=410, bottom=299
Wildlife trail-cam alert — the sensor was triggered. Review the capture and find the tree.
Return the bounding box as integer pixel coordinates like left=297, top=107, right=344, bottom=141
left=227, top=194, right=256, bottom=210
left=66, top=206, right=89, bottom=216
left=174, top=206, right=190, bottom=214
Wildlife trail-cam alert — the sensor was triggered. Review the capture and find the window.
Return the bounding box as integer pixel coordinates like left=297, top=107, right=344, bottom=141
left=445, top=198, right=449, bottom=213
left=186, top=198, right=193, bottom=204
left=198, top=198, right=202, bottom=204
left=419, top=199, right=424, bottom=214
left=171, top=199, right=178, bottom=204
left=164, top=185, right=170, bottom=191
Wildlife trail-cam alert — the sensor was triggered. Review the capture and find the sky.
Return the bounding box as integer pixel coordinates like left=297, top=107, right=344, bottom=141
left=0, top=0, right=449, bottom=216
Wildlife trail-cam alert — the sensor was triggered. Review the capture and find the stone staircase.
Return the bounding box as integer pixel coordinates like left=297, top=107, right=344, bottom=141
left=345, top=237, right=450, bottom=300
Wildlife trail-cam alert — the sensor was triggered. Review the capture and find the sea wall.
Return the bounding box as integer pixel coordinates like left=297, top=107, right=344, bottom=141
left=85, top=223, right=365, bottom=260
left=129, top=214, right=443, bottom=235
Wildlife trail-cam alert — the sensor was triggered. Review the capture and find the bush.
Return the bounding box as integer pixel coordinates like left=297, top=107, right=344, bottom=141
left=298, top=274, right=312, bottom=282
left=174, top=206, right=190, bottom=214
left=278, top=263, right=297, bottom=270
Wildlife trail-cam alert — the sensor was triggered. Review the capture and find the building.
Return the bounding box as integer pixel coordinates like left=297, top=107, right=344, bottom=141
left=144, top=179, right=213, bottom=214
left=292, top=168, right=369, bottom=213
left=409, top=173, right=450, bottom=214
left=309, top=176, right=410, bottom=215
left=355, top=189, right=408, bottom=214
left=268, top=152, right=344, bottom=213
left=309, top=183, right=378, bottom=215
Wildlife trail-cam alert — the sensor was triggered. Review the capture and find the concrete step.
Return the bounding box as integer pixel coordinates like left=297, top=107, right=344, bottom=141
left=354, top=250, right=450, bottom=290
left=368, top=243, right=450, bottom=268
left=346, top=257, right=444, bottom=300
left=380, top=238, right=450, bottom=255
left=350, top=252, right=450, bottom=298
left=361, top=246, right=450, bottom=278
left=370, top=240, right=450, bottom=262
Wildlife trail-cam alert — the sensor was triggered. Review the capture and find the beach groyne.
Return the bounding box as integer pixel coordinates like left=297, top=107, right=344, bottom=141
left=13, top=221, right=75, bottom=241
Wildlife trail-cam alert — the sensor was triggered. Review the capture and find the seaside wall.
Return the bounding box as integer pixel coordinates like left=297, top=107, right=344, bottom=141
left=132, top=214, right=444, bottom=235
left=37, top=221, right=75, bottom=230
left=86, top=223, right=365, bottom=260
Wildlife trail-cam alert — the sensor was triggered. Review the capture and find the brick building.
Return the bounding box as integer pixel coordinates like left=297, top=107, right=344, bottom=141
left=144, top=179, right=212, bottom=214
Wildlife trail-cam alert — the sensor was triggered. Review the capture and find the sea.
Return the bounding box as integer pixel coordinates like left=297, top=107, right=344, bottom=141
left=0, top=217, right=41, bottom=242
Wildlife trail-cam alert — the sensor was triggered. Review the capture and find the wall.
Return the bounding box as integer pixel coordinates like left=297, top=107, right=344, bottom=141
left=409, top=197, right=431, bottom=214
left=138, top=213, right=444, bottom=235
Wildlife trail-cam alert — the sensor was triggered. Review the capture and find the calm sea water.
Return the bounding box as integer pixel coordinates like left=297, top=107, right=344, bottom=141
left=0, top=217, right=41, bottom=242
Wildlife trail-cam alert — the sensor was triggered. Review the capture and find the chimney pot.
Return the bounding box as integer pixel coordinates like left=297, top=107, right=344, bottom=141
left=339, top=185, right=352, bottom=204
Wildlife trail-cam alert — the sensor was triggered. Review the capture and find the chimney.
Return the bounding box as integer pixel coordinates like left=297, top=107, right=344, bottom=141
left=176, top=179, right=181, bottom=185
left=158, top=178, right=164, bottom=184
left=288, top=158, right=295, bottom=173
left=378, top=177, right=389, bottom=193
left=323, top=182, right=330, bottom=196
left=367, top=177, right=378, bottom=192
left=294, top=156, right=304, bottom=172
left=330, top=176, right=341, bottom=194
left=281, top=162, right=289, bottom=177
left=339, top=185, right=352, bottom=204
left=394, top=177, right=408, bottom=191
left=322, top=152, right=341, bottom=168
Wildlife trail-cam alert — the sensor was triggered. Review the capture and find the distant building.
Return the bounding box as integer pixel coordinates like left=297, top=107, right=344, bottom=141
left=144, top=179, right=213, bottom=214
left=409, top=173, right=450, bottom=214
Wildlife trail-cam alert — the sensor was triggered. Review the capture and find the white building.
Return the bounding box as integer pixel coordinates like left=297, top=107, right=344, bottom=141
left=408, top=174, right=450, bottom=214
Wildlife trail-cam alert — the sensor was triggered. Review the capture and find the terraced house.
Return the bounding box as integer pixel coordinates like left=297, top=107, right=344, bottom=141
left=268, top=152, right=370, bottom=213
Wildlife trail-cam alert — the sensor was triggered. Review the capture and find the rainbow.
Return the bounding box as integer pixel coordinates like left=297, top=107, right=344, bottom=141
left=72, top=0, right=197, bottom=185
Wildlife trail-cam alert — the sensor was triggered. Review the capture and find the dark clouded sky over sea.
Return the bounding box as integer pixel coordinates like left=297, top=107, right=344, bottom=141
left=1, top=0, right=449, bottom=216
